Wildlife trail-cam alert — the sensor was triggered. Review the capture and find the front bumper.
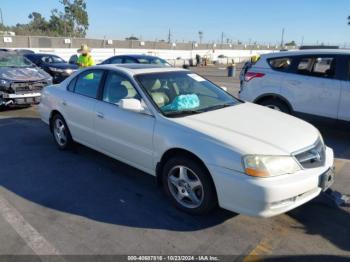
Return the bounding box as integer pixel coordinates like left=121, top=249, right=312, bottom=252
left=209, top=146, right=334, bottom=217
left=1, top=92, right=41, bottom=105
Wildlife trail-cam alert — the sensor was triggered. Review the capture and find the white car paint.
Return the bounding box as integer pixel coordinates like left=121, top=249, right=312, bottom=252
left=39, top=65, right=334, bottom=217
left=239, top=49, right=350, bottom=122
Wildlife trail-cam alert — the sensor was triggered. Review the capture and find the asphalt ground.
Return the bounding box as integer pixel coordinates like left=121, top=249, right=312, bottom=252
left=0, top=66, right=349, bottom=261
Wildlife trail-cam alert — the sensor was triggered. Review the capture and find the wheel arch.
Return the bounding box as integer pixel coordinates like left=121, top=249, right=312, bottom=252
left=156, top=148, right=217, bottom=196
left=254, top=93, right=294, bottom=113
left=49, top=110, right=65, bottom=132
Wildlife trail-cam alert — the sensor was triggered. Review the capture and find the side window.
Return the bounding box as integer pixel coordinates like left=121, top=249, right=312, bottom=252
left=268, top=57, right=292, bottom=71
left=67, top=77, right=77, bottom=92
left=110, top=57, right=123, bottom=64
left=41, top=56, right=52, bottom=64
left=74, top=70, right=104, bottom=98
left=297, top=57, right=335, bottom=78
left=124, top=57, right=137, bottom=64
left=102, top=72, right=140, bottom=104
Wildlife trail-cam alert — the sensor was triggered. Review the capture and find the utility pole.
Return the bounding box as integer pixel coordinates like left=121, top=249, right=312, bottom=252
left=167, top=29, right=172, bottom=43
left=301, top=36, right=304, bottom=47
left=221, top=32, right=224, bottom=46
left=64, top=6, right=69, bottom=37
left=198, top=31, right=203, bottom=44
left=280, top=28, right=285, bottom=48
left=0, top=8, right=4, bottom=26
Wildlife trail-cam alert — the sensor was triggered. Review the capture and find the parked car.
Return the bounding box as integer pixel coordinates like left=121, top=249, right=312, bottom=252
left=100, top=54, right=172, bottom=67
left=68, top=54, right=78, bottom=65
left=0, top=51, right=52, bottom=107
left=24, top=53, right=78, bottom=84
left=39, top=64, right=334, bottom=217
left=15, top=49, right=35, bottom=55
left=239, top=50, right=350, bottom=125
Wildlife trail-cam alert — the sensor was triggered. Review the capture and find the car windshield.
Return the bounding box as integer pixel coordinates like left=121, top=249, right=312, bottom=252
left=0, top=52, right=34, bottom=67
left=136, top=71, right=240, bottom=117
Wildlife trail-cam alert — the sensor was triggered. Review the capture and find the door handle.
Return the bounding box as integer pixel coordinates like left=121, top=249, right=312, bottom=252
left=96, top=112, right=104, bottom=119
left=62, top=100, right=67, bottom=106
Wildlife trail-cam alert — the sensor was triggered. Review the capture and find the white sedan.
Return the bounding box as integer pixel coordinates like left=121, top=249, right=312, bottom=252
left=39, top=64, right=334, bottom=217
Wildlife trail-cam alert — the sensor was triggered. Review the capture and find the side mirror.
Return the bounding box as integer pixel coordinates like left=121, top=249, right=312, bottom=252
left=119, top=98, right=151, bottom=115
left=220, top=86, right=228, bottom=92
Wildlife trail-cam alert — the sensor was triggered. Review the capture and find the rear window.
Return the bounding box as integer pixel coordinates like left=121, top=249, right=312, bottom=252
left=268, top=57, right=292, bottom=71
left=297, top=57, right=335, bottom=78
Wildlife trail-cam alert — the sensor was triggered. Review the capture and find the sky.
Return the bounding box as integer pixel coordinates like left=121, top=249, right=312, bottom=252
left=0, top=0, right=349, bottom=45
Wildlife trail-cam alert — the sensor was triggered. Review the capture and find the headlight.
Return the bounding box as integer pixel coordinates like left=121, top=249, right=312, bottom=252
left=49, top=67, right=65, bottom=73
left=65, top=69, right=74, bottom=75
left=242, top=155, right=301, bottom=177
left=0, top=79, right=11, bottom=91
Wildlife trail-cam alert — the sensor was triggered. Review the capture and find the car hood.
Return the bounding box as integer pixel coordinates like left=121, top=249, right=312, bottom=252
left=47, top=63, right=79, bottom=70
left=171, top=102, right=319, bottom=155
left=0, top=67, right=51, bottom=81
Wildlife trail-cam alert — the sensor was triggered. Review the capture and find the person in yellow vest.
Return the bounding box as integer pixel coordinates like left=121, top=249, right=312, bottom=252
left=77, top=44, right=95, bottom=68
left=251, top=54, right=260, bottom=63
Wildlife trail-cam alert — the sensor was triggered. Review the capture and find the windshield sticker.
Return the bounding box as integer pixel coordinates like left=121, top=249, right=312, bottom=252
left=188, top=74, right=206, bottom=82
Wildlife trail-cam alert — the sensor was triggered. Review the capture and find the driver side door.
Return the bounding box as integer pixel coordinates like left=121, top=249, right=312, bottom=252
left=94, top=71, right=156, bottom=173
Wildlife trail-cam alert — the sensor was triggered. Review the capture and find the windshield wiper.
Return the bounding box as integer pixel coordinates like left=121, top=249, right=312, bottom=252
left=163, top=109, right=204, bottom=117
left=202, top=103, right=234, bottom=112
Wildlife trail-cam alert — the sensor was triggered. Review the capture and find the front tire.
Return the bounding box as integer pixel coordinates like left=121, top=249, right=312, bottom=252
left=259, top=98, right=290, bottom=114
left=51, top=114, right=73, bottom=150
left=162, top=156, right=217, bottom=215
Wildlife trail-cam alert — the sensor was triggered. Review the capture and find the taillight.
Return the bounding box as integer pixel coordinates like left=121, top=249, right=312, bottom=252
left=244, top=72, right=265, bottom=82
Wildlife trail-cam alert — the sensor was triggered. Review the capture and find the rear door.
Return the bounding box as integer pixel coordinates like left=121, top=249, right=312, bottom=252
left=338, top=55, right=350, bottom=122
left=61, top=69, right=105, bottom=148
left=281, top=55, right=341, bottom=119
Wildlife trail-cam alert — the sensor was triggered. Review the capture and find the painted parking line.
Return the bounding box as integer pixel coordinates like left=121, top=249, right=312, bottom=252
left=0, top=193, right=65, bottom=261
left=241, top=217, right=292, bottom=262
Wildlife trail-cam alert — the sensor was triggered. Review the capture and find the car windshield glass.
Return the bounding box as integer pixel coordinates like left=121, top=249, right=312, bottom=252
left=136, top=71, right=240, bottom=117
left=0, top=53, right=34, bottom=67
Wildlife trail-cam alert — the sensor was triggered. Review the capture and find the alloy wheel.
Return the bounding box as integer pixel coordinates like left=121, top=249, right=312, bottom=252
left=167, top=165, right=204, bottom=209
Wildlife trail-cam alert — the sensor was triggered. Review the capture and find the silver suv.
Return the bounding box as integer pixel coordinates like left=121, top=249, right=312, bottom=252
left=239, top=50, right=350, bottom=124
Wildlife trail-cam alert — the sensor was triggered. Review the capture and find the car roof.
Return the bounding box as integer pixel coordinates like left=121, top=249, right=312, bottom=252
left=111, top=54, right=163, bottom=59
left=90, top=64, right=186, bottom=75
left=262, top=49, right=350, bottom=58
left=24, top=53, right=60, bottom=57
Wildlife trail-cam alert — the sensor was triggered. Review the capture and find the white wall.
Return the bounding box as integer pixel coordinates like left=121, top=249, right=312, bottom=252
left=26, top=47, right=278, bottom=65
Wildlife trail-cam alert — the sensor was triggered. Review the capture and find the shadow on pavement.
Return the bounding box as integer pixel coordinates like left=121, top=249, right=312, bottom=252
left=287, top=199, right=350, bottom=252
left=0, top=117, right=235, bottom=232
left=313, top=123, right=350, bottom=161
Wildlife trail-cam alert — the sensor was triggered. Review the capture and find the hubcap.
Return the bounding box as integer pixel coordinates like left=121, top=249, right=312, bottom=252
left=167, top=165, right=204, bottom=209
left=266, top=104, right=281, bottom=111
left=54, top=118, right=67, bottom=146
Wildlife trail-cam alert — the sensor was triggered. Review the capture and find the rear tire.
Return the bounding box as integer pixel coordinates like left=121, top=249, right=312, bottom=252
left=51, top=114, right=73, bottom=150
left=259, top=98, right=290, bottom=114
left=162, top=156, right=217, bottom=215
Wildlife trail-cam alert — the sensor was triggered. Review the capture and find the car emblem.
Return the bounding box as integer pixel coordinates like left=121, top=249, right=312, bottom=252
left=28, top=84, right=33, bottom=90
left=310, top=149, right=322, bottom=162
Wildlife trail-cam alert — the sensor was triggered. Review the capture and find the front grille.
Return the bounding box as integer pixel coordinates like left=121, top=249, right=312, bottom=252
left=11, top=81, right=46, bottom=94
left=294, top=139, right=326, bottom=169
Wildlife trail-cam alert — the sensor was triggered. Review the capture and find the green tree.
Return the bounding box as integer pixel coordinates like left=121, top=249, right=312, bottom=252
left=59, top=0, right=89, bottom=37
left=28, top=12, right=50, bottom=34
left=1, top=0, right=89, bottom=37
